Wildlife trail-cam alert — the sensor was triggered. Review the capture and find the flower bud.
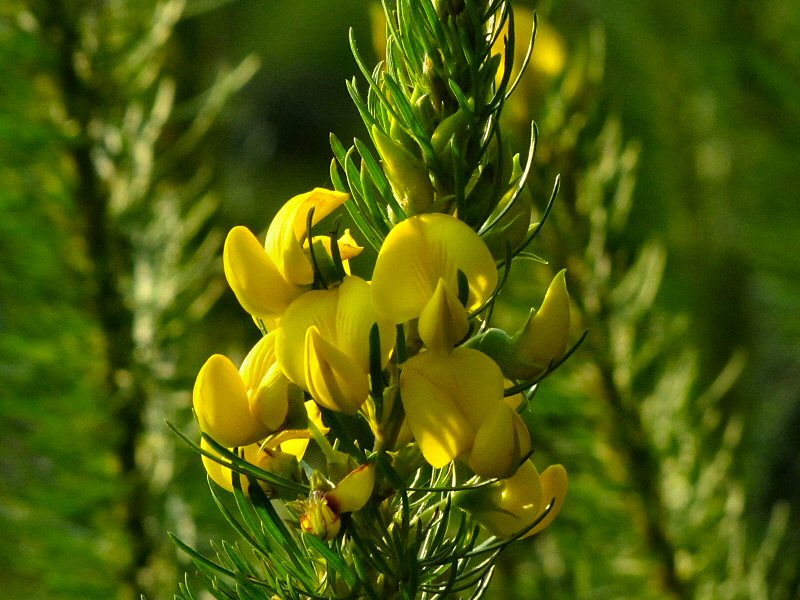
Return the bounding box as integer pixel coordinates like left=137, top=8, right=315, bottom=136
left=512, top=269, right=570, bottom=373
left=372, top=124, right=434, bottom=215
left=300, top=465, right=375, bottom=540
left=474, top=270, right=570, bottom=380
left=300, top=491, right=341, bottom=541
left=431, top=105, right=472, bottom=168
left=327, top=464, right=375, bottom=514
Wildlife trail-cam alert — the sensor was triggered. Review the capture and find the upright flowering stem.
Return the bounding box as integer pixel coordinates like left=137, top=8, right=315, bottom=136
left=175, top=1, right=578, bottom=598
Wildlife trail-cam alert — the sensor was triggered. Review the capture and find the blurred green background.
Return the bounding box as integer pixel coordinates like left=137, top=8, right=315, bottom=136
left=1, top=0, right=798, bottom=598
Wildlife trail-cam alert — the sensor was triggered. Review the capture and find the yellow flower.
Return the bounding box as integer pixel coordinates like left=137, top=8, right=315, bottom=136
left=326, top=463, right=375, bottom=513
left=276, top=276, right=394, bottom=414
left=223, top=188, right=349, bottom=321
left=223, top=226, right=301, bottom=322
left=371, top=213, right=498, bottom=323
left=200, top=439, right=299, bottom=496
left=300, top=492, right=342, bottom=540
left=193, top=354, right=269, bottom=448
left=193, top=332, right=299, bottom=447
left=476, top=269, right=571, bottom=379
left=456, top=460, right=568, bottom=538
left=265, top=188, right=351, bottom=286
left=300, top=464, right=375, bottom=540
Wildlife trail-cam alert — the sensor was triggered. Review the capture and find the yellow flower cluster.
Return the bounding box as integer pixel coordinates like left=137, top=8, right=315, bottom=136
left=193, top=187, right=571, bottom=540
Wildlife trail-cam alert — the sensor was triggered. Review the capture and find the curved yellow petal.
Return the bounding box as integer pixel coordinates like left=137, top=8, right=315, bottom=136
left=515, top=269, right=570, bottom=369
left=201, top=438, right=236, bottom=492
left=265, top=188, right=349, bottom=286
left=193, top=354, right=268, bottom=447
left=275, top=289, right=339, bottom=388
left=400, top=348, right=502, bottom=467
left=249, top=363, right=291, bottom=431
left=476, top=460, right=544, bottom=538
left=446, top=347, right=505, bottom=430
left=224, top=226, right=301, bottom=320
left=371, top=214, right=498, bottom=323
left=336, top=276, right=394, bottom=370
left=468, top=402, right=530, bottom=479
left=327, top=464, right=375, bottom=513
left=305, top=326, right=369, bottom=414
left=239, top=332, right=278, bottom=393
left=418, top=278, right=469, bottom=352
left=523, top=464, right=568, bottom=538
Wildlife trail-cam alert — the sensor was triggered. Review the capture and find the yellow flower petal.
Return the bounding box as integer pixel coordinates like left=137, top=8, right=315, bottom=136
left=265, top=188, right=349, bottom=286
left=249, top=363, right=292, bottom=431
left=468, top=402, right=530, bottom=479
left=201, top=438, right=236, bottom=492
left=523, top=464, right=568, bottom=538
left=327, top=464, right=375, bottom=513
left=335, top=276, right=394, bottom=370
left=459, top=460, right=567, bottom=538
left=239, top=332, right=278, bottom=393
left=371, top=214, right=498, bottom=323
left=418, top=278, right=469, bottom=351
left=276, top=276, right=392, bottom=413
left=276, top=289, right=339, bottom=388
left=515, top=269, right=570, bottom=370
left=224, top=226, right=301, bottom=320
left=468, top=459, right=543, bottom=538
left=400, top=347, right=503, bottom=467
left=305, top=326, right=369, bottom=414
left=193, top=354, right=268, bottom=447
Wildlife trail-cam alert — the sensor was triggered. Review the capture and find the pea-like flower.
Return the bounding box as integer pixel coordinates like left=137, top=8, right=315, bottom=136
left=371, top=213, right=498, bottom=324
left=276, top=276, right=394, bottom=414
left=193, top=332, right=301, bottom=447
left=399, top=347, right=530, bottom=477
left=300, top=464, right=375, bottom=540
left=455, top=460, right=568, bottom=538
left=223, top=188, right=352, bottom=321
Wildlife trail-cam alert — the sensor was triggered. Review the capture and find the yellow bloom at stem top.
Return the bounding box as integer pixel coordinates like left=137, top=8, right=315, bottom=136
left=223, top=188, right=350, bottom=321
left=371, top=213, right=498, bottom=323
